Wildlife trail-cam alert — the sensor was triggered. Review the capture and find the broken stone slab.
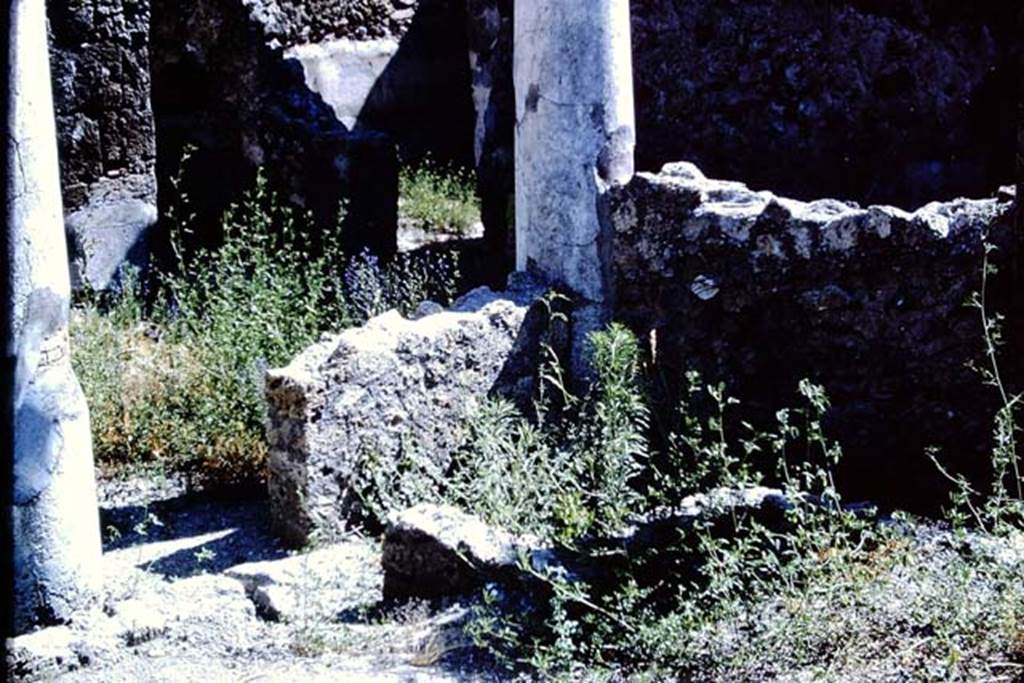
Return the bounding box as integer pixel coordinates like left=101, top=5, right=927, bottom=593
left=381, top=503, right=538, bottom=600
left=266, top=273, right=557, bottom=547
left=225, top=541, right=382, bottom=622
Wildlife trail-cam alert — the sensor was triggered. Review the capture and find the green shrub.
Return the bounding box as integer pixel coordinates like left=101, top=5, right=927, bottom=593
left=73, top=168, right=461, bottom=487
left=398, top=157, right=480, bottom=234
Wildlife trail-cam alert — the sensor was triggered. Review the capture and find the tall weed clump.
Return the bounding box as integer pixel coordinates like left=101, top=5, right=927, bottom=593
left=73, top=165, right=461, bottom=487
left=154, top=172, right=351, bottom=484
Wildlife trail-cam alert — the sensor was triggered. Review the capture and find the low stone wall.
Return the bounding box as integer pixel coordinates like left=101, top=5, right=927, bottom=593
left=264, top=276, right=553, bottom=546
left=609, top=162, right=1019, bottom=507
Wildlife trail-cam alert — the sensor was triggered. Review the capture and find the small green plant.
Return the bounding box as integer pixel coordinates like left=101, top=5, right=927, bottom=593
left=399, top=157, right=480, bottom=234
left=932, top=243, right=1024, bottom=534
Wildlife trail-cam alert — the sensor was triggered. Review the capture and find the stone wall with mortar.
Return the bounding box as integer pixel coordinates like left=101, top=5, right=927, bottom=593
left=631, top=0, right=1016, bottom=209
left=48, top=0, right=158, bottom=290
left=609, top=162, right=1020, bottom=509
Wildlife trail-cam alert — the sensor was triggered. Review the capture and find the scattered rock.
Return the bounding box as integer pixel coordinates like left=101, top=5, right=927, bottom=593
left=382, top=503, right=532, bottom=599
left=225, top=541, right=382, bottom=622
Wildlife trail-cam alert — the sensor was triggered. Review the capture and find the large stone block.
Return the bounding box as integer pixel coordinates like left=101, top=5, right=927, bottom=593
left=265, top=276, right=551, bottom=546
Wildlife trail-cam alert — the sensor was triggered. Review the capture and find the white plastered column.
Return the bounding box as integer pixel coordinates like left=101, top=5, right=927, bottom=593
left=514, top=0, right=635, bottom=374
left=7, top=0, right=102, bottom=634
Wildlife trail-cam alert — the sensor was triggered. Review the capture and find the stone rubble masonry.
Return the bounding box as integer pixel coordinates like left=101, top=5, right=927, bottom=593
left=264, top=274, right=554, bottom=547
left=469, top=0, right=1014, bottom=232
left=610, top=161, right=1018, bottom=506
left=48, top=0, right=159, bottom=290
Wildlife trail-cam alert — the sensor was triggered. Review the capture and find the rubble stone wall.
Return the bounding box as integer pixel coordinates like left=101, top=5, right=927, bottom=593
left=48, top=0, right=158, bottom=289
left=466, top=0, right=1015, bottom=250
left=609, top=162, right=1020, bottom=507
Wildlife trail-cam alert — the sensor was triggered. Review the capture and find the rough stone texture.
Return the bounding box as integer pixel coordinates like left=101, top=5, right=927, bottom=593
left=382, top=503, right=530, bottom=599
left=471, top=1, right=1015, bottom=215
left=149, top=0, right=474, bottom=257
left=609, top=162, right=1019, bottom=507
left=225, top=541, right=381, bottom=622
left=265, top=275, right=553, bottom=546
left=631, top=0, right=1016, bottom=209
left=48, top=0, right=159, bottom=290
left=242, top=0, right=414, bottom=46
left=8, top=0, right=103, bottom=635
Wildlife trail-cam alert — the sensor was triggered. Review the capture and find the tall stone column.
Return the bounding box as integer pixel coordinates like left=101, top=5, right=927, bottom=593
left=6, top=0, right=102, bottom=634
left=513, top=0, right=635, bottom=376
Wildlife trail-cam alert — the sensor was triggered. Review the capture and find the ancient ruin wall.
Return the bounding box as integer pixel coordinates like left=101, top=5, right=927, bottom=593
left=631, top=0, right=1016, bottom=209
left=468, top=0, right=1015, bottom=248
left=609, top=162, right=1019, bottom=508
left=48, top=0, right=158, bottom=290
left=149, top=0, right=473, bottom=254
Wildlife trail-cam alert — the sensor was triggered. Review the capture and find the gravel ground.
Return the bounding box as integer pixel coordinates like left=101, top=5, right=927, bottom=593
left=8, top=474, right=498, bottom=682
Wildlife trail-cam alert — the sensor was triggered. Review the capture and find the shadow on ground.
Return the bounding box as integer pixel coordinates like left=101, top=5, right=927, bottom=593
left=100, top=487, right=289, bottom=578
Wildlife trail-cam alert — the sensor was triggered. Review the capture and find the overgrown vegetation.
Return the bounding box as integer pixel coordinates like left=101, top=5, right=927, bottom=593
left=354, top=296, right=1024, bottom=678
left=72, top=163, right=461, bottom=487
left=398, top=156, right=480, bottom=234
left=71, top=149, right=1024, bottom=678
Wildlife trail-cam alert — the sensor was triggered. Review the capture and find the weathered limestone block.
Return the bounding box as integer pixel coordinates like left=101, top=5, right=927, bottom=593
left=265, top=276, right=550, bottom=546
left=48, top=0, right=159, bottom=290
left=8, top=0, right=103, bottom=635
left=609, top=161, right=1017, bottom=507
left=382, top=503, right=531, bottom=599
left=225, top=541, right=381, bottom=622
